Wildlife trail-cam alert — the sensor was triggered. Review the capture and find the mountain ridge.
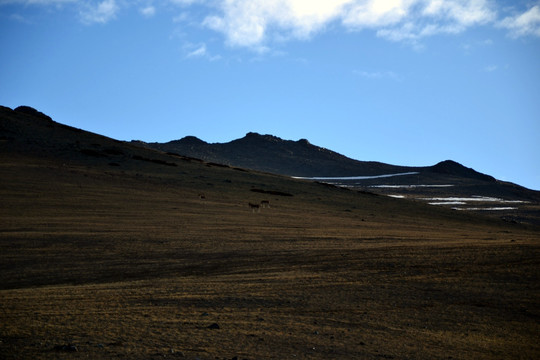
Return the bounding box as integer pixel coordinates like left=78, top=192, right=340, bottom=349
left=0, top=105, right=523, bottom=187
left=140, top=132, right=496, bottom=182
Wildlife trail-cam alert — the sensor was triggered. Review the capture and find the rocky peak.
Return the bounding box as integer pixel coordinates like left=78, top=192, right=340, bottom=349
left=14, top=106, right=53, bottom=122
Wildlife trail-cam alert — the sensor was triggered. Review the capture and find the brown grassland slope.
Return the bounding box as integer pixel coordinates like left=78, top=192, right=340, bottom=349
left=1, top=106, right=539, bottom=359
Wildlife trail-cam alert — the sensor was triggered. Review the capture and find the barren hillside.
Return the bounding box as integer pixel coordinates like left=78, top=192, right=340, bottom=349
left=1, top=106, right=539, bottom=359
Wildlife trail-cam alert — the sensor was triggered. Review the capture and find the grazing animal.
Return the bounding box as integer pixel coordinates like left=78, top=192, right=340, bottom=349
left=248, top=202, right=260, bottom=213
left=260, top=200, right=270, bottom=208
left=198, top=194, right=206, bottom=200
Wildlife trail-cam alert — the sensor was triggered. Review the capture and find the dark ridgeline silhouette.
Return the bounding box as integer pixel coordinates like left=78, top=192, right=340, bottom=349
left=141, top=132, right=413, bottom=177
left=141, top=132, right=496, bottom=183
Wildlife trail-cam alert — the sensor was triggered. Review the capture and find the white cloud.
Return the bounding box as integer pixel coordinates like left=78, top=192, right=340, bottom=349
left=80, top=0, right=119, bottom=24
left=280, top=0, right=351, bottom=37
left=202, top=7, right=265, bottom=47
left=140, top=5, right=155, bottom=18
left=342, top=0, right=412, bottom=29
left=498, top=4, right=540, bottom=38
left=4, top=0, right=540, bottom=46
left=483, top=64, right=497, bottom=72
left=200, top=0, right=501, bottom=49
left=344, top=0, right=496, bottom=41
left=203, top=0, right=350, bottom=47
left=422, top=0, right=495, bottom=27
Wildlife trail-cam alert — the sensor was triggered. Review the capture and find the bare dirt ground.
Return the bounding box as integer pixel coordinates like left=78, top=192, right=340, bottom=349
left=1, top=149, right=539, bottom=359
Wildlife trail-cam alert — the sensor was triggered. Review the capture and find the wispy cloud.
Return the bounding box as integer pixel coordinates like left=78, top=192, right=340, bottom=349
left=184, top=43, right=221, bottom=61
left=342, top=0, right=412, bottom=29
left=421, top=0, right=496, bottom=27
left=483, top=64, right=498, bottom=72
left=498, top=4, right=540, bottom=38
left=462, top=37, right=493, bottom=52
left=9, top=12, right=32, bottom=23
left=140, top=5, right=156, bottom=18
left=186, top=43, right=207, bottom=58
left=168, top=0, right=205, bottom=6
left=353, top=69, right=401, bottom=81
left=80, top=0, right=119, bottom=25
left=0, top=0, right=76, bottom=4
left=173, top=12, right=189, bottom=23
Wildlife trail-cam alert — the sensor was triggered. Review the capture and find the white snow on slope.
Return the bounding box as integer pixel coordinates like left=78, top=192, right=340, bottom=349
left=428, top=201, right=467, bottom=205
left=421, top=196, right=527, bottom=203
left=370, top=184, right=454, bottom=188
left=453, top=207, right=518, bottom=211
left=294, top=172, right=419, bottom=181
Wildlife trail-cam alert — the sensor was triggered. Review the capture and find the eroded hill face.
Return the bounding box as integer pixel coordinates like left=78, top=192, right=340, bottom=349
left=1, top=105, right=539, bottom=359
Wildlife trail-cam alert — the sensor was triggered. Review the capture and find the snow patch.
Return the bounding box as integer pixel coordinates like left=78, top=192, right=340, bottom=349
left=370, top=184, right=454, bottom=188
left=453, top=207, right=518, bottom=211
left=428, top=201, right=467, bottom=205
left=421, top=196, right=527, bottom=203
left=294, top=172, right=419, bottom=181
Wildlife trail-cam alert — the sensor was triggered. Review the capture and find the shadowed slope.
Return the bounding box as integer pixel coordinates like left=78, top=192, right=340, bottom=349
left=142, top=132, right=414, bottom=177
left=1, top=106, right=539, bottom=359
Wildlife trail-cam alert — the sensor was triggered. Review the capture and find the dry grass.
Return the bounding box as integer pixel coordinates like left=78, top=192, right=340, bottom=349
left=1, top=150, right=539, bottom=359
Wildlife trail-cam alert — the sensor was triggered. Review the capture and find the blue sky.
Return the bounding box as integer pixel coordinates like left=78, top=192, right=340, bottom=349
left=1, top=0, right=539, bottom=190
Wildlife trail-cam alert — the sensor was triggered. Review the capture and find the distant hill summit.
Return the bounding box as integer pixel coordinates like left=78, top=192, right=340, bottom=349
left=431, top=160, right=495, bottom=182
left=13, top=105, right=53, bottom=121
left=140, top=132, right=496, bottom=182
left=141, top=132, right=416, bottom=177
